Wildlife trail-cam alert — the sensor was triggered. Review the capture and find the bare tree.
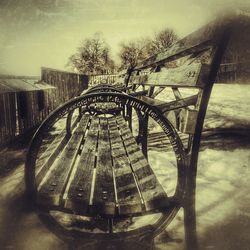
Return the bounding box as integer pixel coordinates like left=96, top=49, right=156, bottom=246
left=118, top=28, right=178, bottom=69
left=149, top=28, right=178, bottom=54
left=118, top=38, right=151, bottom=70
left=67, top=33, right=115, bottom=74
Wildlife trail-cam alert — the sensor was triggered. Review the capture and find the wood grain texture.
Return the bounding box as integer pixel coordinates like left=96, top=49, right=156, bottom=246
left=117, top=116, right=169, bottom=211
left=36, top=130, right=68, bottom=185
left=131, top=63, right=210, bottom=88
left=36, top=115, right=171, bottom=216
left=108, top=116, right=143, bottom=215
left=92, top=117, right=116, bottom=215
left=63, top=115, right=98, bottom=214
left=135, top=14, right=235, bottom=70
left=37, top=115, right=90, bottom=207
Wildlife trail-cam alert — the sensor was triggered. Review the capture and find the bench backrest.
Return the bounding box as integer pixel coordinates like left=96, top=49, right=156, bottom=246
left=118, top=11, right=250, bottom=156
left=129, top=12, right=249, bottom=87
left=116, top=13, right=250, bottom=134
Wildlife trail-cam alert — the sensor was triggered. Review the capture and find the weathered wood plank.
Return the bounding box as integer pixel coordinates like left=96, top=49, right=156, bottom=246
left=135, top=14, right=235, bottom=70
left=37, top=115, right=90, bottom=207
left=131, top=63, right=210, bottom=88
left=116, top=116, right=169, bottom=211
left=63, top=116, right=98, bottom=214
left=108, top=117, right=143, bottom=215
left=138, top=94, right=198, bottom=113
left=36, top=130, right=68, bottom=185
left=91, top=117, right=116, bottom=215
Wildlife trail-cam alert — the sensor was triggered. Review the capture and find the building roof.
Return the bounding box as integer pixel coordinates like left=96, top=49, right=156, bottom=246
left=0, top=75, right=55, bottom=94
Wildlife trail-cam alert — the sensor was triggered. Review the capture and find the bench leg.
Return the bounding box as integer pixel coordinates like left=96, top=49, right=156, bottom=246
left=141, top=114, right=149, bottom=159
left=136, top=111, right=148, bottom=159
left=127, top=105, right=133, bottom=132
left=183, top=165, right=198, bottom=250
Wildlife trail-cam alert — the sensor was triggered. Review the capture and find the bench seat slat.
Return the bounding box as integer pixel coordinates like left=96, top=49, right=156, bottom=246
left=63, top=116, right=98, bottom=214
left=92, top=117, right=116, bottom=215
left=116, top=116, right=170, bottom=211
left=36, top=130, right=68, bottom=185
left=36, top=114, right=171, bottom=216
left=131, top=63, right=209, bottom=88
left=37, top=115, right=90, bottom=207
left=108, top=117, right=143, bottom=215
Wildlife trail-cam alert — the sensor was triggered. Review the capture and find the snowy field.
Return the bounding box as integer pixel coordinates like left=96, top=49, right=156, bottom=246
left=152, top=83, right=250, bottom=249
left=204, top=84, right=250, bottom=129
left=0, top=83, right=249, bottom=250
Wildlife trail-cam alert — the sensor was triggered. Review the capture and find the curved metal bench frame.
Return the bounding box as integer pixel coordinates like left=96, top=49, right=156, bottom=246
left=25, top=12, right=248, bottom=248
left=25, top=91, right=188, bottom=240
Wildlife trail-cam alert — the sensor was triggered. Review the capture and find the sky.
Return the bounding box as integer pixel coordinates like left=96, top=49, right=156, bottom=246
left=0, top=0, right=249, bottom=76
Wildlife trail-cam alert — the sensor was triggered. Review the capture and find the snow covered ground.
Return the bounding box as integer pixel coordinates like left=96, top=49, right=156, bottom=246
left=204, top=84, right=250, bottom=129
left=0, top=83, right=249, bottom=250
left=152, top=83, right=250, bottom=249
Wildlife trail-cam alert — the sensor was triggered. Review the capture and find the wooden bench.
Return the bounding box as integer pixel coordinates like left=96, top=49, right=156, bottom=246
left=25, top=12, right=250, bottom=249
left=36, top=113, right=171, bottom=216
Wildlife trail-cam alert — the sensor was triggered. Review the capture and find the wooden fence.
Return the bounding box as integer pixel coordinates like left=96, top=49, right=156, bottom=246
left=88, top=74, right=118, bottom=86
left=216, top=61, right=250, bottom=83
left=217, top=63, right=238, bottom=82
left=41, top=67, right=88, bottom=105
left=0, top=91, right=17, bottom=145
left=0, top=69, right=88, bottom=147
